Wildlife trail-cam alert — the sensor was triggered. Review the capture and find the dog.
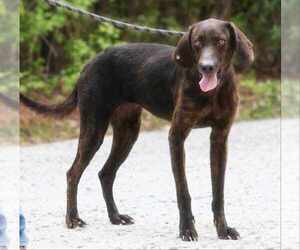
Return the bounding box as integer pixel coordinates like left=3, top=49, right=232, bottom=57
left=20, top=18, right=254, bottom=241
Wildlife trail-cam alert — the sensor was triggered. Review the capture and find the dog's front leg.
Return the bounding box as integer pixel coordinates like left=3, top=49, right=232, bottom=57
left=168, top=112, right=198, bottom=241
left=210, top=127, right=240, bottom=240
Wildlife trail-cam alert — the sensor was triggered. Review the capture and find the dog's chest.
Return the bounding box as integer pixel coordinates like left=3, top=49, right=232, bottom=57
left=192, top=104, right=226, bottom=128
left=181, top=92, right=237, bottom=128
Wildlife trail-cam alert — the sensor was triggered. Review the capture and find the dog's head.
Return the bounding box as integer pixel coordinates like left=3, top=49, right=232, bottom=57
left=173, top=18, right=254, bottom=92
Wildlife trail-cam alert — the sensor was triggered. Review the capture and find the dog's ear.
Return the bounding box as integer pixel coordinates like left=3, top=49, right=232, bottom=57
left=173, top=25, right=195, bottom=68
left=227, top=22, right=254, bottom=71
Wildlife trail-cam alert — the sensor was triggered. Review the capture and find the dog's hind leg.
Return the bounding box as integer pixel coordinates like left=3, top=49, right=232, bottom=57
left=99, top=104, right=142, bottom=225
left=66, top=110, right=110, bottom=229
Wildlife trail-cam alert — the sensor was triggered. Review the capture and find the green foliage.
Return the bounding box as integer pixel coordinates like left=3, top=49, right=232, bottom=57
left=0, top=0, right=18, bottom=97
left=230, top=0, right=280, bottom=76
left=239, top=78, right=280, bottom=120
left=0, top=1, right=18, bottom=48
left=20, top=0, right=122, bottom=95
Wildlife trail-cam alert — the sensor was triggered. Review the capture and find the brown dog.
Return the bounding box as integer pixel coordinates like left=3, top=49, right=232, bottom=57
left=21, top=18, right=254, bottom=241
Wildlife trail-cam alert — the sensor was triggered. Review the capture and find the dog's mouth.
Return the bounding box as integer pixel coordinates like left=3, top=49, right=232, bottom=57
left=198, top=70, right=221, bottom=92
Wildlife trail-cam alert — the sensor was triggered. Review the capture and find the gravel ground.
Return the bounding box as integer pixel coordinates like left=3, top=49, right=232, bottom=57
left=0, top=146, right=20, bottom=250
left=19, top=119, right=299, bottom=249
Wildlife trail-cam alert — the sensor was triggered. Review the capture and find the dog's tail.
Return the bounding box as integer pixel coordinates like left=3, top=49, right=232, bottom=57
left=20, top=86, right=78, bottom=118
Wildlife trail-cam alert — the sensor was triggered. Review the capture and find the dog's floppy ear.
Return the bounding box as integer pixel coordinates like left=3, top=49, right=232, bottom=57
left=173, top=25, right=195, bottom=68
left=227, top=22, right=254, bottom=71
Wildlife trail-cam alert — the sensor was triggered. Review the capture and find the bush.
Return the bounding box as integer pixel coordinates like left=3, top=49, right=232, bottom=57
left=20, top=0, right=122, bottom=95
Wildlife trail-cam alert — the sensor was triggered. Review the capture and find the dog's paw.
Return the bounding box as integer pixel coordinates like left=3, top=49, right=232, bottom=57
left=180, top=221, right=198, bottom=242
left=180, top=228, right=198, bottom=241
left=66, top=217, right=87, bottom=229
left=110, top=214, right=134, bottom=225
left=217, top=226, right=240, bottom=240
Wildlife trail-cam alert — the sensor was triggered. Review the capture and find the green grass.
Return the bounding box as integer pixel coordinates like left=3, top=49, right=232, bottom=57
left=238, top=78, right=280, bottom=120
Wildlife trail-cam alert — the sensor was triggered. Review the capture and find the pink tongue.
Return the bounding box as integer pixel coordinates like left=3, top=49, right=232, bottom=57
left=199, top=73, right=218, bottom=92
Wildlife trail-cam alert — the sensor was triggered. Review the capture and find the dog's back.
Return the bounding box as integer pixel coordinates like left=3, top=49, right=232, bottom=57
left=78, top=43, right=179, bottom=119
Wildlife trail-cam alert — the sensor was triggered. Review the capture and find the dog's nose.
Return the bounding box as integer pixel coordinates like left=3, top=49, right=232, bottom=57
left=199, top=64, right=215, bottom=74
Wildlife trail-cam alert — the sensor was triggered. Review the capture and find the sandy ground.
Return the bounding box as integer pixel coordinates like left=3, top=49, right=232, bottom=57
left=19, top=119, right=299, bottom=249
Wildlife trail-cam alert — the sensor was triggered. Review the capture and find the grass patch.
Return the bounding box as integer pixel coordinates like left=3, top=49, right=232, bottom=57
left=238, top=78, right=280, bottom=120
left=20, top=111, right=79, bottom=144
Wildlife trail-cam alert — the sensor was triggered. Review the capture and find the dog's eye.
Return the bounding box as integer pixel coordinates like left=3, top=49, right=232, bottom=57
left=217, top=39, right=226, bottom=48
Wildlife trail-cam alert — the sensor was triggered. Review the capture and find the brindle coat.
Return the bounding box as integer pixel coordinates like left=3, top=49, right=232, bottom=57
left=20, top=18, right=254, bottom=241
